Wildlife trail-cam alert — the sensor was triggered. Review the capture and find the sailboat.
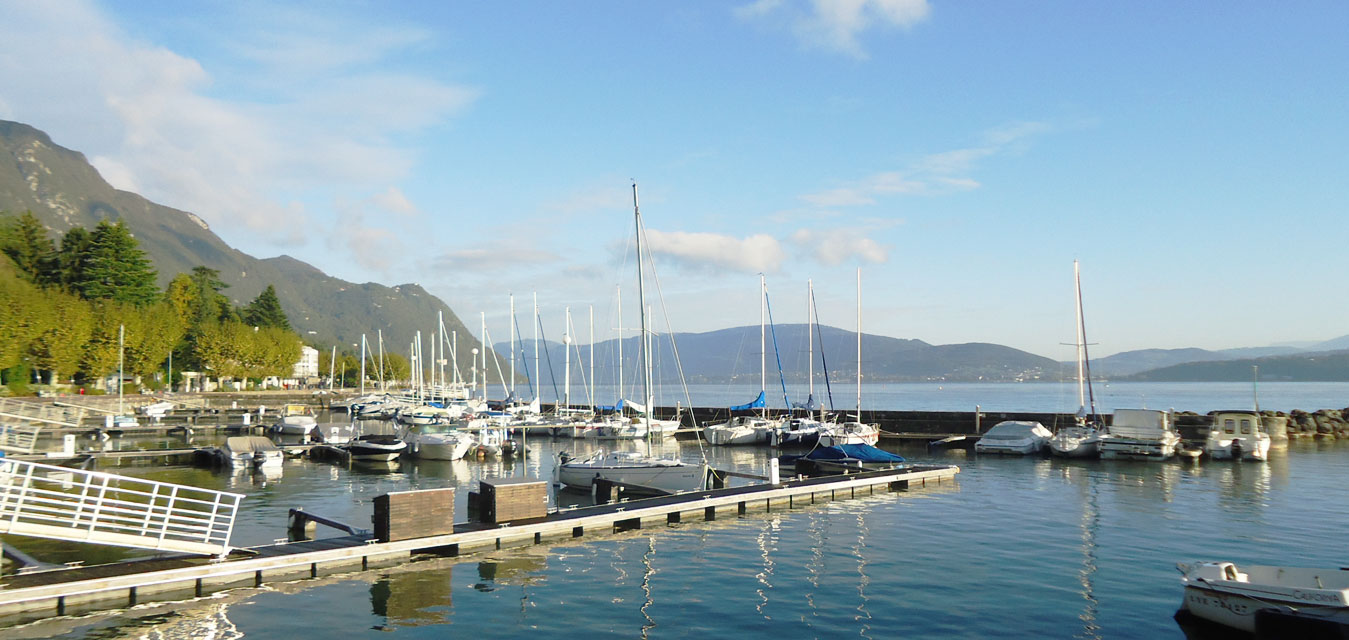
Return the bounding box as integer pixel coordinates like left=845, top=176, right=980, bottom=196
left=1050, top=260, right=1105, bottom=458
left=704, top=275, right=783, bottom=446
left=816, top=270, right=879, bottom=447
left=554, top=183, right=711, bottom=494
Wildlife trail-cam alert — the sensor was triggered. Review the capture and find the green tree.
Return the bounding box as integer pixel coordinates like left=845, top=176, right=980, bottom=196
left=78, top=220, right=160, bottom=306
left=164, top=273, right=197, bottom=326
left=381, top=352, right=410, bottom=385
left=242, top=284, right=291, bottom=331
left=55, top=226, right=92, bottom=292
left=189, top=266, right=234, bottom=324
left=0, top=265, right=42, bottom=371
left=25, top=288, right=93, bottom=385
left=0, top=211, right=57, bottom=285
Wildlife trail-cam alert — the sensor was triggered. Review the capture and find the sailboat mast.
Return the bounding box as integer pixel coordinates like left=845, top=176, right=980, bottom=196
left=118, top=324, right=125, bottom=415
left=808, top=279, right=815, bottom=417
left=480, top=312, right=487, bottom=400
left=760, top=273, right=767, bottom=418
left=534, top=292, right=540, bottom=401
left=633, top=183, right=653, bottom=437
left=616, top=285, right=624, bottom=404
left=510, top=293, right=516, bottom=400
left=856, top=269, right=862, bottom=419
left=360, top=334, right=367, bottom=395
left=564, top=306, right=572, bottom=413
left=1074, top=260, right=1086, bottom=412
left=589, top=305, right=595, bottom=411
left=1075, top=262, right=1099, bottom=420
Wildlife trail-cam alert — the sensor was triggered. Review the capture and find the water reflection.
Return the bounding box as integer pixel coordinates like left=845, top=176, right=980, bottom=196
left=370, top=564, right=454, bottom=629
left=755, top=517, right=779, bottom=617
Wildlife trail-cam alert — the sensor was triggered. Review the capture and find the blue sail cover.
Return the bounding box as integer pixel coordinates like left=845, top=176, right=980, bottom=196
left=791, top=394, right=819, bottom=411
left=803, top=444, right=905, bottom=463
left=730, top=391, right=766, bottom=411
left=597, top=399, right=624, bottom=412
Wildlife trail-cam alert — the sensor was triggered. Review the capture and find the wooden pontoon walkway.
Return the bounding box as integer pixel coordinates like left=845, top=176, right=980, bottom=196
left=0, top=463, right=957, bottom=624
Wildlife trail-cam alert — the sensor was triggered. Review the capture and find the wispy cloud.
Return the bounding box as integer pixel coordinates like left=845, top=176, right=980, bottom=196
left=643, top=230, right=785, bottom=274
left=737, top=0, right=931, bottom=59
left=0, top=1, right=477, bottom=252
left=800, top=121, right=1050, bottom=208
left=790, top=228, right=889, bottom=265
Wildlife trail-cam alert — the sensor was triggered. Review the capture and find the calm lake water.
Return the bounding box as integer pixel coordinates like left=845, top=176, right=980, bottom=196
left=7, top=383, right=1349, bottom=639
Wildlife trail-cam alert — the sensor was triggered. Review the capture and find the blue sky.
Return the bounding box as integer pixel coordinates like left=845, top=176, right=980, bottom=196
left=1, top=1, right=1345, bottom=359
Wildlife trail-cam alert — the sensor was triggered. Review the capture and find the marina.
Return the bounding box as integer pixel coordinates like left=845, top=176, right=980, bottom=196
left=3, top=384, right=1349, bottom=638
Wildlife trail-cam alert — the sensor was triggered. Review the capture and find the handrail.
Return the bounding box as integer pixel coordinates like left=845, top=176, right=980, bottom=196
left=0, top=458, right=245, bottom=556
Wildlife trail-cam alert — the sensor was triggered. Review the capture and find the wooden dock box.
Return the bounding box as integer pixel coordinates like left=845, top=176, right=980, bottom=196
left=374, top=488, right=455, bottom=542
left=479, top=477, right=547, bottom=523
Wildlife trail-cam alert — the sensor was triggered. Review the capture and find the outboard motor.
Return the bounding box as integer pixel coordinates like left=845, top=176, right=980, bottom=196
left=558, top=451, right=572, bottom=464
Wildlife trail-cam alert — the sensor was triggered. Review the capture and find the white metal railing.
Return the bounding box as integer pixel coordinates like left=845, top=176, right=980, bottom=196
left=0, top=398, right=86, bottom=427
left=0, top=422, right=43, bottom=454
left=0, top=458, right=245, bottom=556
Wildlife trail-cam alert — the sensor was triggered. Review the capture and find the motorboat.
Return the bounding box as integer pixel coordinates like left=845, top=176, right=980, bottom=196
left=784, top=443, right=906, bottom=476
left=704, top=415, right=780, bottom=446
left=554, top=449, right=710, bottom=495
left=343, top=434, right=407, bottom=462
left=402, top=423, right=476, bottom=461
left=271, top=404, right=318, bottom=436
left=136, top=401, right=175, bottom=419
left=1099, top=409, right=1181, bottom=460
left=1206, top=410, right=1271, bottom=461
left=1178, top=560, right=1349, bottom=634
left=396, top=404, right=452, bottom=426
left=209, top=436, right=284, bottom=469
left=974, top=421, right=1052, bottom=455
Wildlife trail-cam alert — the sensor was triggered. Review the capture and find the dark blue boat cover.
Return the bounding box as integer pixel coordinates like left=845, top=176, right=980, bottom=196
left=803, top=444, right=905, bottom=462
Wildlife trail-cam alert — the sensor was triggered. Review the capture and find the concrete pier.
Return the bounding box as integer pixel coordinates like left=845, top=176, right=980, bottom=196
left=0, top=463, right=957, bottom=625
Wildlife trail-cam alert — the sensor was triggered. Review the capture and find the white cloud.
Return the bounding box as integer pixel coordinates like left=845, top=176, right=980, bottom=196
left=799, top=121, right=1048, bottom=208
left=790, top=228, right=888, bottom=265
left=0, top=1, right=477, bottom=249
left=737, top=0, right=931, bottom=59
left=643, top=230, right=786, bottom=274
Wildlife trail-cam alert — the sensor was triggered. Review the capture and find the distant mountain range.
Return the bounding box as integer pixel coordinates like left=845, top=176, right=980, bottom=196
left=1090, top=338, right=1349, bottom=381
left=494, top=323, right=1063, bottom=385
left=4, top=118, right=1344, bottom=383
left=0, top=120, right=479, bottom=355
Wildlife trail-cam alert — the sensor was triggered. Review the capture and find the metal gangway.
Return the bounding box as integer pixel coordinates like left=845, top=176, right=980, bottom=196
left=0, top=397, right=86, bottom=427
left=0, top=423, right=43, bottom=455
left=0, top=458, right=244, bottom=556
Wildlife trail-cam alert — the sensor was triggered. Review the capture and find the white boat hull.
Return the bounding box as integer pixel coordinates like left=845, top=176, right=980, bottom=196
left=556, top=453, right=709, bottom=494
left=1180, top=561, right=1349, bottom=633
left=1100, top=436, right=1179, bottom=460
left=405, top=434, right=475, bottom=460
left=1048, top=430, right=1102, bottom=458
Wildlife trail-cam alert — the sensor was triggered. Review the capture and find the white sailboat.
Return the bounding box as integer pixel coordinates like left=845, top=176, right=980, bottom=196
left=704, top=275, right=781, bottom=446
left=1050, top=260, right=1105, bottom=458
left=555, top=183, right=711, bottom=494
left=817, top=270, right=879, bottom=447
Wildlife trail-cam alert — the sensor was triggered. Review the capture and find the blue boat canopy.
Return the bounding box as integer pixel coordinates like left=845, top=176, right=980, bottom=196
left=791, top=394, right=819, bottom=411
left=802, top=444, right=905, bottom=463
left=730, top=391, right=766, bottom=411
left=597, top=399, right=624, bottom=412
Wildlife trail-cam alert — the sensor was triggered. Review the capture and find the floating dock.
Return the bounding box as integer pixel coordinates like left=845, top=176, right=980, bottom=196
left=0, top=463, right=957, bottom=625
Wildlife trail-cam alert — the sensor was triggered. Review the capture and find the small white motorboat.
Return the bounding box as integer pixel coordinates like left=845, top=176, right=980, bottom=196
left=1178, top=560, right=1349, bottom=634
left=974, top=421, right=1052, bottom=455
left=554, top=449, right=710, bottom=495
left=402, top=423, right=476, bottom=461
left=1099, top=409, right=1181, bottom=460
left=1205, top=410, right=1272, bottom=461
left=343, top=434, right=407, bottom=462
left=211, top=436, right=284, bottom=469
left=271, top=404, right=318, bottom=436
